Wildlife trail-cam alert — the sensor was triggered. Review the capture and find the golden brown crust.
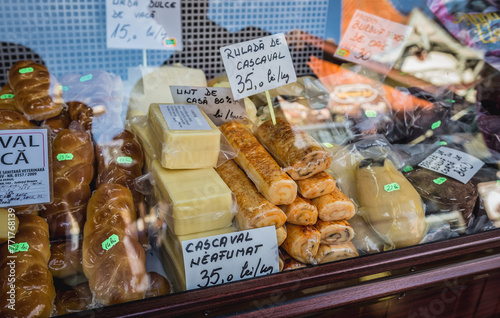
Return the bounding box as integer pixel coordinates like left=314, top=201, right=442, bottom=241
left=48, top=239, right=83, bottom=279
left=42, top=109, right=71, bottom=136
left=68, top=101, right=93, bottom=133
left=281, top=223, right=320, bottom=264
left=314, top=242, right=359, bottom=264
left=0, top=109, right=33, bottom=129
left=297, top=171, right=337, bottom=199
left=0, top=85, right=18, bottom=111
left=144, top=272, right=171, bottom=298
left=314, top=219, right=354, bottom=245
left=54, top=282, right=92, bottom=315
left=279, top=195, right=318, bottom=225
left=312, top=187, right=356, bottom=222
left=8, top=60, right=63, bottom=120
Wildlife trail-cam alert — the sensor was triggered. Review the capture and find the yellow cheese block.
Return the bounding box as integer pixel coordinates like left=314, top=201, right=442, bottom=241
left=148, top=103, right=221, bottom=169
left=152, top=160, right=235, bottom=235
left=0, top=208, right=19, bottom=244
left=127, top=116, right=160, bottom=172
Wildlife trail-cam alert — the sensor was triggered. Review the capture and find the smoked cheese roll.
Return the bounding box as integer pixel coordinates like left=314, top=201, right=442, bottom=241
left=281, top=223, right=320, bottom=264
left=279, top=195, right=318, bottom=225
left=297, top=171, right=337, bottom=199
left=276, top=225, right=287, bottom=246
left=314, top=242, right=359, bottom=264
left=314, top=219, right=354, bottom=245
left=280, top=249, right=308, bottom=271
left=312, top=187, right=356, bottom=222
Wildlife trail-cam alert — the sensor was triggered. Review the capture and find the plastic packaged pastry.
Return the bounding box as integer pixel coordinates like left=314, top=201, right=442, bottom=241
left=279, top=195, right=318, bottom=226
left=0, top=109, right=33, bottom=129
left=281, top=223, right=321, bottom=264
left=254, top=117, right=332, bottom=180
left=280, top=249, right=308, bottom=271
left=477, top=181, right=500, bottom=225
left=296, top=171, right=337, bottom=199
left=312, top=187, right=356, bottom=222
left=42, top=109, right=71, bottom=137
left=314, top=219, right=354, bottom=245
left=54, top=282, right=92, bottom=315
left=314, top=242, right=359, bottom=264
left=0, top=208, right=18, bottom=244
left=276, top=225, right=287, bottom=246
left=220, top=120, right=297, bottom=205
left=144, top=272, right=171, bottom=298
left=0, top=85, right=18, bottom=111
left=349, top=214, right=387, bottom=255
left=48, top=239, right=83, bottom=279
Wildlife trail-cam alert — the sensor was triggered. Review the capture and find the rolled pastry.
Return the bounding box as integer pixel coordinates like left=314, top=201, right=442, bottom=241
left=276, top=225, right=287, bottom=246
left=279, top=195, right=318, bottom=225
left=314, top=219, right=354, bottom=245
left=312, top=187, right=356, bottom=222
left=280, top=249, right=308, bottom=271
left=314, top=242, right=359, bottom=264
left=297, top=171, right=337, bottom=199
left=281, top=223, right=320, bottom=264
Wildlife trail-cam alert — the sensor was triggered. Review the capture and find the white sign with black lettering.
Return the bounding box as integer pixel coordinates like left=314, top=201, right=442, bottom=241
left=160, top=104, right=212, bottom=130
left=182, top=226, right=279, bottom=290
left=106, top=0, right=182, bottom=50
left=220, top=33, right=297, bottom=100
left=418, top=147, right=484, bottom=184
left=170, top=86, right=246, bottom=126
left=0, top=129, right=51, bottom=207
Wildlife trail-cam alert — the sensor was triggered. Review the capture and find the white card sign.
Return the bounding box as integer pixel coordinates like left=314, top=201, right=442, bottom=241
left=418, top=147, right=484, bottom=184
left=106, top=0, right=183, bottom=50
left=335, top=10, right=412, bottom=73
left=182, top=226, right=279, bottom=290
left=220, top=33, right=297, bottom=100
left=170, top=86, right=247, bottom=126
left=0, top=129, right=51, bottom=207
left=159, top=104, right=212, bottom=130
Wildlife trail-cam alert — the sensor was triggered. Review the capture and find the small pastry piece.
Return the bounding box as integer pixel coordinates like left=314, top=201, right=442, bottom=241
left=48, top=239, right=83, bottom=279
left=0, top=84, right=17, bottom=111
left=279, top=195, right=318, bottom=225
left=42, top=109, right=71, bottom=136
left=314, top=242, right=359, bottom=264
left=215, top=160, right=286, bottom=230
left=314, top=219, right=354, bottom=245
left=280, top=249, right=308, bottom=271
left=144, top=272, right=171, bottom=298
left=276, top=225, right=287, bottom=246
left=312, top=188, right=356, bottom=222
left=8, top=60, right=63, bottom=120
left=54, top=282, right=92, bottom=315
left=68, top=101, right=93, bottom=133
left=0, top=109, right=33, bottom=129
left=255, top=117, right=332, bottom=180
left=296, top=171, right=337, bottom=199
left=0, top=208, right=18, bottom=244
left=220, top=121, right=297, bottom=205
left=281, top=223, right=320, bottom=264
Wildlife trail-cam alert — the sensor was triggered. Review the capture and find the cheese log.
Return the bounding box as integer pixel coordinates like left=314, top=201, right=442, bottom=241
left=297, top=171, right=337, bottom=199
left=0, top=85, right=17, bottom=111
left=215, top=160, right=287, bottom=230
left=127, top=116, right=161, bottom=172
left=314, top=242, right=359, bottom=264
left=0, top=109, right=33, bottom=129
left=220, top=121, right=297, bottom=205
left=280, top=249, right=308, bottom=271
left=255, top=118, right=332, bottom=180
left=279, top=195, right=318, bottom=225
left=356, top=158, right=426, bottom=248
left=276, top=225, right=287, bottom=246
left=152, top=160, right=235, bottom=235
left=54, top=282, right=92, bottom=315
left=144, top=272, right=171, bottom=298
left=148, top=103, right=220, bottom=169
left=48, top=239, right=83, bottom=279
left=281, top=223, right=320, bottom=264
left=8, top=60, right=63, bottom=120
left=314, top=219, right=354, bottom=245
left=0, top=208, right=18, bottom=244
left=0, top=215, right=55, bottom=317
left=312, top=188, right=356, bottom=222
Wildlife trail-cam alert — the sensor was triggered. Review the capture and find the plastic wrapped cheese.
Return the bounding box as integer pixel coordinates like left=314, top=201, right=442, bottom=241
left=148, top=103, right=221, bottom=169
left=152, top=160, right=236, bottom=235
left=127, top=116, right=161, bottom=172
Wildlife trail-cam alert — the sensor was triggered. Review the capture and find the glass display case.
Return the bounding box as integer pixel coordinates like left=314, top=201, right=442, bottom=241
left=1, top=0, right=499, bottom=317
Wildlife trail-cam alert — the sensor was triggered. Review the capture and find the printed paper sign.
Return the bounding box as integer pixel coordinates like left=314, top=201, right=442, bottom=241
left=335, top=10, right=413, bottom=72
left=106, top=0, right=182, bottom=50
left=170, top=86, right=247, bottom=126
left=182, top=226, right=279, bottom=290
left=160, top=104, right=212, bottom=130
left=418, top=147, right=484, bottom=184
left=0, top=129, right=51, bottom=207
left=220, top=33, right=297, bottom=100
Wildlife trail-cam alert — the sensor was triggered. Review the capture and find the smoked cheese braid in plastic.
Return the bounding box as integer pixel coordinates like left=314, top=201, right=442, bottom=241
left=312, top=187, right=356, bottom=222
left=219, top=121, right=297, bottom=205
left=0, top=215, right=55, bottom=317
left=314, top=219, right=354, bottom=245
left=296, top=171, right=337, bottom=199
left=0, top=85, right=17, bottom=111
left=215, top=160, right=287, bottom=229
left=83, top=183, right=148, bottom=305
left=0, top=109, right=33, bottom=129
left=279, top=195, right=318, bottom=225
left=41, top=127, right=94, bottom=238
left=255, top=117, right=332, bottom=180
left=281, top=223, right=320, bottom=264
left=8, top=60, right=63, bottom=120
left=314, top=242, right=359, bottom=264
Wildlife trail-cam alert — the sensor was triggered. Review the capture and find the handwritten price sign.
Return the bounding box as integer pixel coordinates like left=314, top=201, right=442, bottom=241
left=106, top=0, right=182, bottom=50
left=182, top=226, right=279, bottom=290
left=220, top=33, right=297, bottom=100
left=335, top=10, right=412, bottom=72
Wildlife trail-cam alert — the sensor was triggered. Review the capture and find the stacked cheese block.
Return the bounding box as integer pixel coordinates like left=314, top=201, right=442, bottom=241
left=131, top=103, right=237, bottom=291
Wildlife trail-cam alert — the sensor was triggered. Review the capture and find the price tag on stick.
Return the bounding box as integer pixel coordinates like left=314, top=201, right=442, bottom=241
left=182, top=226, right=279, bottom=290
left=220, top=33, right=297, bottom=100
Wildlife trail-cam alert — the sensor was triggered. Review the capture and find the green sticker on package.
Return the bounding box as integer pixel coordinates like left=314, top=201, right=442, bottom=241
left=57, top=153, right=74, bottom=161
left=19, top=67, right=34, bottom=74
left=384, top=183, right=400, bottom=192
left=403, top=166, right=413, bottom=172
left=431, top=120, right=441, bottom=130
left=0, top=94, right=14, bottom=99
left=102, top=234, right=119, bottom=251
left=117, top=156, right=133, bottom=164
left=365, top=110, right=377, bottom=118
left=322, top=142, right=334, bottom=148
left=433, top=177, right=447, bottom=185
left=80, top=74, right=93, bottom=82
left=9, top=242, right=29, bottom=253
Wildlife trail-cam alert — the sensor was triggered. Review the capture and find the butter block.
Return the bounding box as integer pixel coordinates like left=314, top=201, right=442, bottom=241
left=148, top=103, right=221, bottom=169
left=127, top=116, right=160, bottom=172
left=152, top=160, right=235, bottom=235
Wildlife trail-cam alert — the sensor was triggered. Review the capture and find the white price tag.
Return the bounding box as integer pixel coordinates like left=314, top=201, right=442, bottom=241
left=170, top=86, right=247, bottom=126
left=182, top=226, right=279, bottom=290
left=160, top=104, right=212, bottom=130
left=106, top=0, right=182, bottom=50
left=418, top=147, right=484, bottom=184
left=0, top=129, right=51, bottom=207
left=335, top=10, right=412, bottom=73
left=220, top=33, right=297, bottom=100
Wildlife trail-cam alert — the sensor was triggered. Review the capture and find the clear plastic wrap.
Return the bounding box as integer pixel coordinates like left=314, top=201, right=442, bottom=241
left=126, top=115, right=160, bottom=172
left=281, top=223, right=320, bottom=265
left=349, top=214, right=388, bottom=255
left=296, top=171, right=337, bottom=199
left=311, top=187, right=356, bottom=222
left=314, top=219, right=354, bottom=245
left=48, top=239, right=83, bottom=281
left=0, top=84, right=17, bottom=111
left=477, top=181, right=500, bottom=225
left=53, top=282, right=93, bottom=316
left=0, top=109, right=34, bottom=129
left=279, top=195, right=318, bottom=226
left=279, top=249, right=308, bottom=271
left=313, top=242, right=359, bottom=264
left=0, top=208, right=18, bottom=244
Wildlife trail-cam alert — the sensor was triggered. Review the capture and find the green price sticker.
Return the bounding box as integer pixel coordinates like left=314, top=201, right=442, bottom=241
left=433, top=177, right=447, bottom=185
left=431, top=120, right=441, bottom=130
left=0, top=94, right=14, bottom=99
left=57, top=153, right=74, bottom=161
left=59, top=85, right=69, bottom=92
left=403, top=166, right=413, bottom=173
left=117, top=156, right=133, bottom=164
left=80, top=74, right=93, bottom=82
left=365, top=110, right=377, bottom=118
left=102, top=234, right=119, bottom=251
left=384, top=183, right=400, bottom=193
left=8, top=242, right=29, bottom=253
left=439, top=141, right=447, bottom=146
left=445, top=99, right=455, bottom=103
left=19, top=67, right=34, bottom=74
left=322, top=142, right=334, bottom=148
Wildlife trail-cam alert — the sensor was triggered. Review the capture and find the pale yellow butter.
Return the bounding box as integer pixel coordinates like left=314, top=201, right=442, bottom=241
left=148, top=103, right=221, bottom=169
